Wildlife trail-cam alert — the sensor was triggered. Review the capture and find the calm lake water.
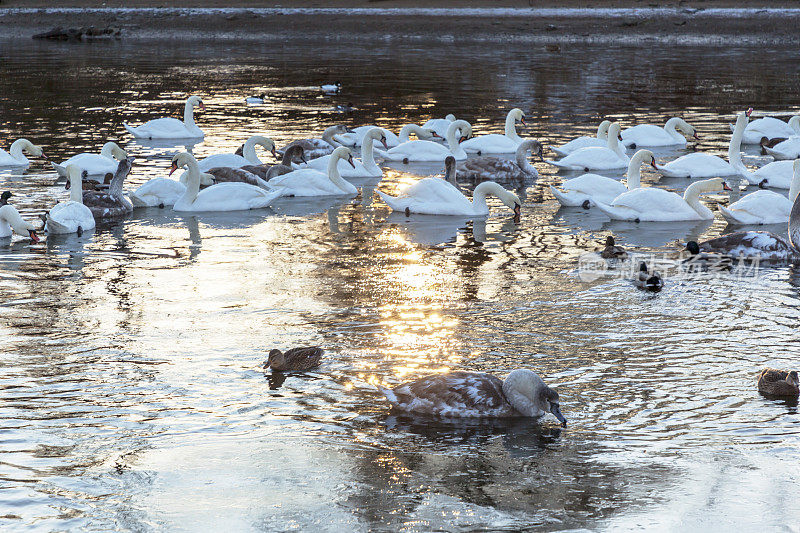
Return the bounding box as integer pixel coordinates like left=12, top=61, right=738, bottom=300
left=1, top=39, right=799, bottom=532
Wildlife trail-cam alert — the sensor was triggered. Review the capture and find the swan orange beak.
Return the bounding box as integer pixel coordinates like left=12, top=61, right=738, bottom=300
left=650, top=157, right=658, bottom=169
left=693, top=131, right=700, bottom=140
left=347, top=155, right=356, bottom=168
left=519, top=117, right=526, bottom=125
left=431, top=132, right=441, bottom=138
left=199, top=102, right=206, bottom=111
left=380, top=136, right=389, bottom=149
left=723, top=181, right=733, bottom=191
left=746, top=107, right=753, bottom=117
left=169, top=162, right=178, bottom=176
left=29, top=230, right=40, bottom=243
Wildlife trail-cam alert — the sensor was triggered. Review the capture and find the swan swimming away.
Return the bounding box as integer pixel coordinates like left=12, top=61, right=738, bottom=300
left=594, top=177, right=731, bottom=222
left=123, top=95, right=205, bottom=139
left=297, top=127, right=388, bottom=178
left=456, top=139, right=542, bottom=184
left=378, top=369, right=566, bottom=425
left=550, top=149, right=656, bottom=208
left=0, top=204, right=40, bottom=242
left=266, top=146, right=358, bottom=197
left=0, top=139, right=45, bottom=167
left=170, top=152, right=285, bottom=212
left=621, top=117, right=698, bottom=148
left=52, top=142, right=127, bottom=178
left=376, top=120, right=472, bottom=162
left=719, top=160, right=800, bottom=225
left=546, top=123, right=629, bottom=171
left=44, top=164, right=96, bottom=235
left=460, top=108, right=525, bottom=154
left=657, top=109, right=750, bottom=179
left=552, top=120, right=611, bottom=157
left=378, top=156, right=521, bottom=216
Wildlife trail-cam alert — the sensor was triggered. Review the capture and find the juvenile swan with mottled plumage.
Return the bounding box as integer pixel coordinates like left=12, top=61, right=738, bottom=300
left=378, top=369, right=567, bottom=426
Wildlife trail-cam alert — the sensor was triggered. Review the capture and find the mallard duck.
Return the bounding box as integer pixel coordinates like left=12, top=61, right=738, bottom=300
left=635, top=262, right=663, bottom=292
left=757, top=369, right=799, bottom=397
left=264, top=347, right=324, bottom=372
left=683, top=241, right=734, bottom=272
left=600, top=236, right=627, bottom=259
left=378, top=369, right=567, bottom=426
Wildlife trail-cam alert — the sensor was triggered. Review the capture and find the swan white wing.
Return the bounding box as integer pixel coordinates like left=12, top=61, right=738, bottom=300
left=47, top=201, right=96, bottom=234
left=657, top=153, right=736, bottom=178
left=752, top=160, right=795, bottom=188
left=552, top=136, right=606, bottom=156
left=621, top=124, right=681, bottom=147
left=378, top=140, right=452, bottom=162
left=422, top=118, right=453, bottom=139
left=743, top=117, right=795, bottom=143
left=54, top=153, right=117, bottom=176
left=719, top=190, right=792, bottom=225
left=378, top=177, right=474, bottom=215
left=129, top=178, right=186, bottom=207
left=124, top=117, right=197, bottom=139
left=765, top=138, right=800, bottom=160
left=598, top=188, right=700, bottom=221
left=197, top=154, right=251, bottom=172
left=559, top=174, right=628, bottom=205
left=460, top=134, right=518, bottom=154
left=177, top=182, right=282, bottom=212
left=300, top=154, right=378, bottom=178
left=547, top=147, right=628, bottom=170
left=0, top=148, right=27, bottom=166
left=268, top=168, right=355, bottom=196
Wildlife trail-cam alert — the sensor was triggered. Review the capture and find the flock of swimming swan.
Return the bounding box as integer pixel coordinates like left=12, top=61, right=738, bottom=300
left=1, top=95, right=799, bottom=422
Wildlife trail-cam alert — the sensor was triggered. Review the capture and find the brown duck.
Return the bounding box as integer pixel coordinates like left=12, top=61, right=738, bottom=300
left=757, top=369, right=799, bottom=397
left=265, top=347, right=323, bottom=372
left=600, top=235, right=627, bottom=259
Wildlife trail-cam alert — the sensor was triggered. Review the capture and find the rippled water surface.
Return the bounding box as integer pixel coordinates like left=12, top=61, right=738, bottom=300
left=1, top=39, right=800, bottom=531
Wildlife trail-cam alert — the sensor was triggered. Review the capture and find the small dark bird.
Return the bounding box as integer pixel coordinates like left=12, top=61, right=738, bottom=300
left=759, top=136, right=786, bottom=156
left=757, top=369, right=800, bottom=397
left=0, top=191, right=12, bottom=206
left=683, top=241, right=733, bottom=272
left=634, top=262, right=663, bottom=292
left=334, top=102, right=356, bottom=113
left=265, top=347, right=324, bottom=372
left=600, top=235, right=627, bottom=259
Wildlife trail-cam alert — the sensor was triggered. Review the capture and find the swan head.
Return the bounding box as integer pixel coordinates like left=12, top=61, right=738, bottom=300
left=520, top=139, right=544, bottom=161
left=608, top=123, right=623, bottom=141
left=499, top=187, right=522, bottom=217
left=510, top=108, right=526, bottom=126
left=187, top=95, right=205, bottom=111
left=332, top=146, right=356, bottom=168
left=705, top=177, right=733, bottom=193
left=365, top=127, right=389, bottom=149
left=675, top=118, right=698, bottom=140
left=0, top=205, right=40, bottom=242
left=598, top=120, right=612, bottom=135
left=252, top=135, right=277, bottom=159
left=633, top=149, right=657, bottom=169
left=169, top=152, right=198, bottom=175
left=286, top=145, right=307, bottom=164
left=502, top=369, right=566, bottom=426
left=14, top=139, right=46, bottom=159
left=448, top=120, right=473, bottom=143
left=445, top=114, right=456, bottom=122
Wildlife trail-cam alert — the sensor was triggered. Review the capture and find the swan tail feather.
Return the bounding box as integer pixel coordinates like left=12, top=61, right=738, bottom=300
left=594, top=201, right=638, bottom=221
left=52, top=162, right=66, bottom=177
left=718, top=205, right=749, bottom=225
left=377, top=191, right=407, bottom=212
left=549, top=186, right=587, bottom=207
left=123, top=124, right=140, bottom=137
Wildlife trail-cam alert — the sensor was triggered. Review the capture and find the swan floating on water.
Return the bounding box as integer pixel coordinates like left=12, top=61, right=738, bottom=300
left=0, top=139, right=45, bottom=167
left=196, top=135, right=276, bottom=172
left=764, top=136, right=800, bottom=161
left=422, top=113, right=457, bottom=139
left=621, top=117, right=698, bottom=148
left=266, top=146, right=358, bottom=197
left=719, top=160, right=800, bottom=225
left=0, top=204, right=40, bottom=242
left=297, top=127, right=387, bottom=178
left=52, top=142, right=127, bottom=177
left=736, top=114, right=800, bottom=144
left=124, top=95, right=205, bottom=139
left=547, top=123, right=629, bottom=171
left=376, top=120, right=471, bottom=162
left=552, top=120, right=611, bottom=157
left=460, top=108, right=525, bottom=154
left=378, top=369, right=566, bottom=425
left=550, top=149, right=656, bottom=208
left=44, top=165, right=96, bottom=235
left=280, top=125, right=351, bottom=160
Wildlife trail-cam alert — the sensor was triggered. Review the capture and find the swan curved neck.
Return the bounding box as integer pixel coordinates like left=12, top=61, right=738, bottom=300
left=0, top=206, right=31, bottom=236
left=606, top=130, right=626, bottom=160
left=399, top=124, right=426, bottom=143
left=100, top=142, right=115, bottom=159
left=243, top=138, right=263, bottom=165
left=683, top=182, right=713, bottom=219
left=626, top=152, right=649, bottom=189
left=183, top=101, right=197, bottom=130
left=322, top=128, right=341, bottom=148
left=326, top=152, right=351, bottom=192
left=596, top=123, right=608, bottom=140
left=789, top=165, right=800, bottom=203
left=181, top=159, right=201, bottom=206
left=515, top=143, right=536, bottom=174
left=663, top=117, right=685, bottom=142
left=361, top=135, right=379, bottom=173
left=446, top=121, right=469, bottom=159
left=505, top=112, right=522, bottom=143
left=472, top=181, right=505, bottom=213
left=728, top=114, right=748, bottom=172
left=9, top=139, right=28, bottom=160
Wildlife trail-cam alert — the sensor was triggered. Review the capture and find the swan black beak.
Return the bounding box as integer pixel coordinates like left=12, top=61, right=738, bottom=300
left=29, top=230, right=40, bottom=243
left=271, top=147, right=278, bottom=159
left=550, top=403, right=567, bottom=427
left=301, top=155, right=307, bottom=164
left=513, top=203, right=521, bottom=217
left=693, top=131, right=700, bottom=140
left=347, top=155, right=356, bottom=168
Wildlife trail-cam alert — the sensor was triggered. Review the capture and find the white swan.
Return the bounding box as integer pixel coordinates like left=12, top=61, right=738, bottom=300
left=376, top=120, right=471, bottom=162
left=749, top=159, right=798, bottom=188
left=170, top=152, right=284, bottom=212
left=546, top=123, right=629, bottom=171
left=621, top=117, right=698, bottom=148
left=378, top=369, right=566, bottom=425
left=334, top=125, right=401, bottom=148
left=736, top=115, right=800, bottom=144
left=0, top=204, right=40, bottom=242
left=377, top=171, right=522, bottom=217
left=297, top=127, right=387, bottom=178
left=594, top=177, right=731, bottom=222
left=45, top=164, right=96, bottom=235
left=422, top=114, right=457, bottom=139
left=129, top=169, right=215, bottom=208
left=0, top=139, right=45, bottom=167
left=460, top=108, right=525, bottom=154
left=320, top=82, right=341, bottom=94
left=719, top=160, right=800, bottom=225
left=457, top=139, right=542, bottom=184
left=196, top=136, right=275, bottom=171
left=550, top=149, right=656, bottom=208
left=124, top=95, right=205, bottom=139
left=552, top=120, right=611, bottom=157
left=266, top=146, right=358, bottom=197
left=657, top=110, right=749, bottom=179
left=764, top=137, right=800, bottom=161
left=52, top=142, right=127, bottom=177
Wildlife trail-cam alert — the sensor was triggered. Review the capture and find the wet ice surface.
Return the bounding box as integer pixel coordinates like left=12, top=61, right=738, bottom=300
left=0, top=40, right=799, bottom=531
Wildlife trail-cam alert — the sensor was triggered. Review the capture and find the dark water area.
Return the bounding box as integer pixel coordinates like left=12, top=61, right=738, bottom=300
left=0, top=39, right=799, bottom=531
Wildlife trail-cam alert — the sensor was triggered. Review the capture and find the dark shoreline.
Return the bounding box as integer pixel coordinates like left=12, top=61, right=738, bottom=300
left=2, top=6, right=800, bottom=44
